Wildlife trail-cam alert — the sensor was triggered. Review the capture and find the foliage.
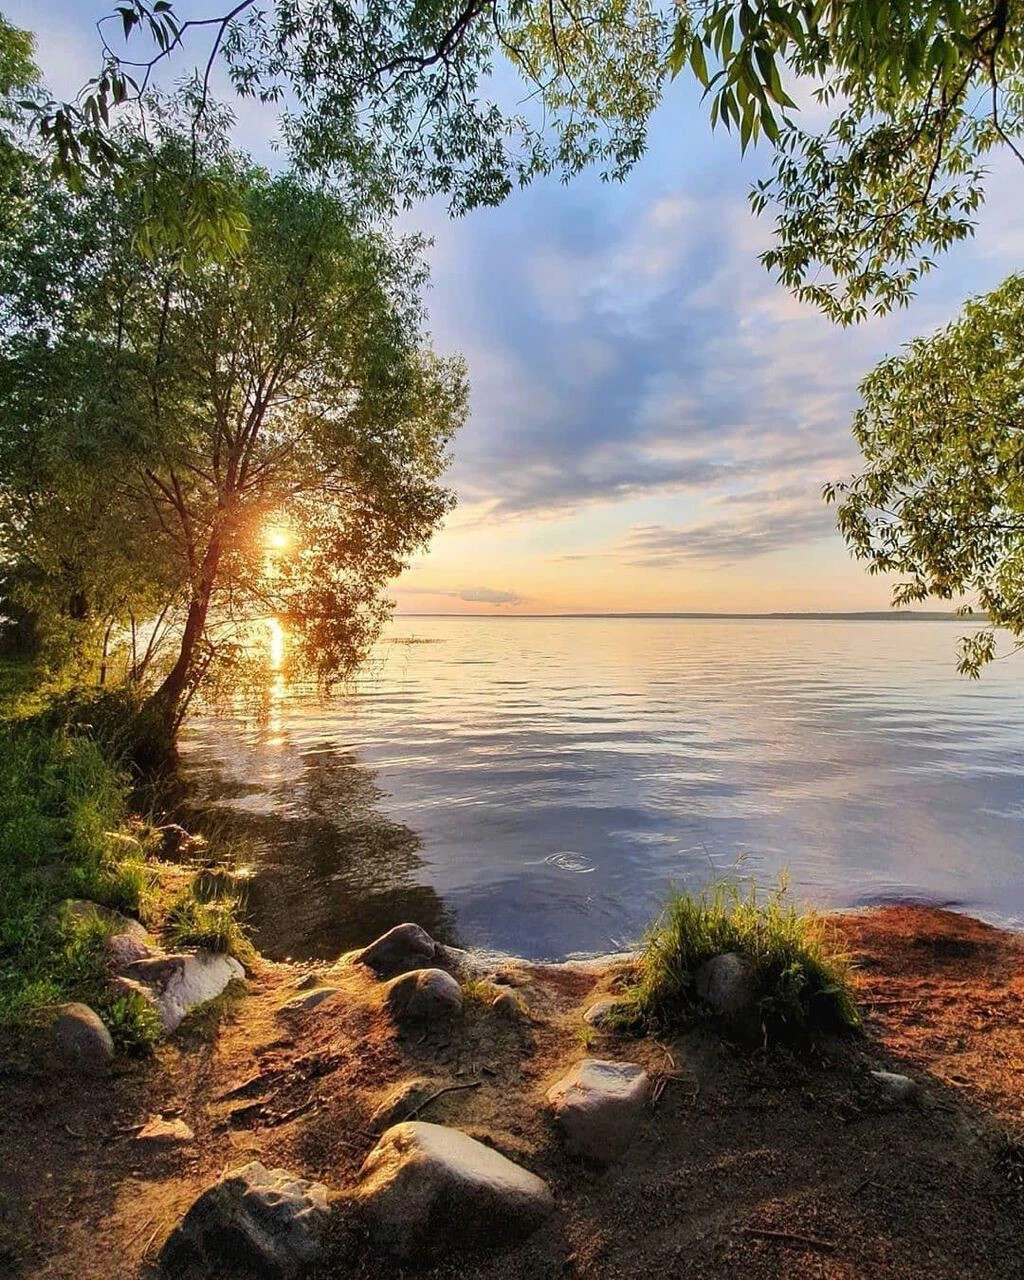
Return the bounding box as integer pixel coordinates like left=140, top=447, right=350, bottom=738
left=0, top=116, right=467, bottom=739
left=29, top=1, right=671, bottom=218
left=622, top=879, right=859, bottom=1042
left=100, top=989, right=163, bottom=1055
left=165, top=886, right=253, bottom=963
left=672, top=0, right=1024, bottom=323
left=826, top=274, right=1024, bottom=676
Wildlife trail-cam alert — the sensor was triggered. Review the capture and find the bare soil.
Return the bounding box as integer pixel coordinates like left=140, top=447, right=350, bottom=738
left=2, top=905, right=1023, bottom=1279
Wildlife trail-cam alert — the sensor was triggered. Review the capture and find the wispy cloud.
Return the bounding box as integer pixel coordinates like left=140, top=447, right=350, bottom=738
left=398, top=586, right=524, bottom=606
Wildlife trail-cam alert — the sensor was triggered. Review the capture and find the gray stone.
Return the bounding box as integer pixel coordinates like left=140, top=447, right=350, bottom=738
left=368, top=1078, right=435, bottom=1131
left=546, top=1058, right=650, bottom=1163
left=106, top=931, right=154, bottom=970
left=353, top=922, right=437, bottom=978
left=289, top=973, right=319, bottom=991
left=583, top=998, right=621, bottom=1028
left=871, top=1070, right=918, bottom=1105
left=118, top=950, right=244, bottom=1033
left=357, top=1121, right=554, bottom=1259
left=60, top=898, right=149, bottom=942
left=491, top=990, right=524, bottom=1020
left=137, top=1116, right=194, bottom=1145
left=385, top=968, right=463, bottom=1023
left=159, top=1161, right=329, bottom=1278
left=278, top=987, right=340, bottom=1014
left=53, top=1002, right=114, bottom=1074
left=695, top=952, right=757, bottom=1018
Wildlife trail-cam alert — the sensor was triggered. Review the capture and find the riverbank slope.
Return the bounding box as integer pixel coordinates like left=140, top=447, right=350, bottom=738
left=1, top=904, right=1022, bottom=1278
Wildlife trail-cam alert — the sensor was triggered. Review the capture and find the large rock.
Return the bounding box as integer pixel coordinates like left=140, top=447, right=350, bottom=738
left=357, top=1122, right=554, bottom=1259
left=159, top=1161, right=329, bottom=1279
left=695, top=952, right=757, bottom=1018
left=384, top=968, right=463, bottom=1023
left=546, top=1059, right=650, bottom=1163
left=117, top=950, right=244, bottom=1033
left=352, top=923, right=437, bottom=978
left=53, top=1002, right=114, bottom=1074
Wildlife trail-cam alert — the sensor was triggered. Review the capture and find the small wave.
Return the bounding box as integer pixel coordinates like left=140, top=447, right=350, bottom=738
left=544, top=851, right=597, bottom=874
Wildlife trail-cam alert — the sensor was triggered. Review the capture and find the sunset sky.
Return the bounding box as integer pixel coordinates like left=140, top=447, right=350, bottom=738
left=15, top=3, right=1024, bottom=614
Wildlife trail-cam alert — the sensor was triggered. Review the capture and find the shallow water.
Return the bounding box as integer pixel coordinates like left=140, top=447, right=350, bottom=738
left=178, top=617, right=1024, bottom=961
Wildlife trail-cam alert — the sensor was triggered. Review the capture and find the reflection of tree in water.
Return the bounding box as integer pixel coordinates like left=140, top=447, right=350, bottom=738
left=166, top=743, right=458, bottom=961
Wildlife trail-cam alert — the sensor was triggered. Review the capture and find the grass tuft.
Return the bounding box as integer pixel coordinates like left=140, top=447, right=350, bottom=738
left=164, top=886, right=254, bottom=964
left=620, top=878, right=859, bottom=1043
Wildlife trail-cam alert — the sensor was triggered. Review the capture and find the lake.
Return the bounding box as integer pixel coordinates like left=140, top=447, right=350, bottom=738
left=177, top=616, right=1024, bottom=961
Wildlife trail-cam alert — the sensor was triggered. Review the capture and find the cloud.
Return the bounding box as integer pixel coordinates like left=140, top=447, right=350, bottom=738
left=398, top=586, right=524, bottom=605
left=621, top=501, right=837, bottom=567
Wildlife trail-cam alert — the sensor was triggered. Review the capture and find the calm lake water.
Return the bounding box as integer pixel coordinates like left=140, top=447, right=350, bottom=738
left=177, top=617, right=1024, bottom=961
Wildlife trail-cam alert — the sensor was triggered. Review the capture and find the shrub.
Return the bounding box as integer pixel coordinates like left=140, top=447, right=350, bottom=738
left=99, top=991, right=162, bottom=1056
left=623, top=878, right=859, bottom=1043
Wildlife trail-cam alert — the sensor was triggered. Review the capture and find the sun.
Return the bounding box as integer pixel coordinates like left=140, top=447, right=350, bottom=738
left=264, top=524, right=291, bottom=552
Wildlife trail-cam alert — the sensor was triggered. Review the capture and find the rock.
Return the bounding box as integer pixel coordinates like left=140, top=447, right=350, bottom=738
left=59, top=898, right=149, bottom=942
left=583, top=998, right=621, bottom=1028
left=137, top=1116, right=194, bottom=1145
left=871, top=1070, right=918, bottom=1105
left=106, top=931, right=154, bottom=970
left=368, top=1078, right=435, bottom=1131
left=546, top=1058, right=650, bottom=1163
left=384, top=968, right=463, bottom=1023
left=157, top=823, right=206, bottom=857
left=53, top=1003, right=114, bottom=1074
left=278, top=987, right=340, bottom=1014
left=289, top=973, right=319, bottom=991
left=159, top=1161, right=329, bottom=1279
left=352, top=922, right=437, bottom=978
left=695, top=952, right=757, bottom=1018
left=118, top=950, right=244, bottom=1033
left=491, top=991, right=524, bottom=1020
left=357, top=1122, right=554, bottom=1259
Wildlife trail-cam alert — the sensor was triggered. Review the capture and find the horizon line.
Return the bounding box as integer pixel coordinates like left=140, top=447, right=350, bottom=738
left=393, top=610, right=970, bottom=621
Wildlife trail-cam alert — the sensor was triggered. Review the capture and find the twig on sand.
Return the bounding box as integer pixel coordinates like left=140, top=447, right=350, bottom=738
left=402, top=1079, right=482, bottom=1122
left=739, top=1226, right=837, bottom=1252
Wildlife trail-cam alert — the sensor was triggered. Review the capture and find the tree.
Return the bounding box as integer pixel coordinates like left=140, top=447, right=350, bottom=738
left=0, top=127, right=467, bottom=741
left=31, top=1, right=670, bottom=217
left=824, top=274, right=1024, bottom=674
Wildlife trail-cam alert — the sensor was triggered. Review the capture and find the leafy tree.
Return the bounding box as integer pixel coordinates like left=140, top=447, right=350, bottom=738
left=0, top=127, right=467, bottom=741
left=825, top=274, right=1024, bottom=674
left=31, top=1, right=670, bottom=216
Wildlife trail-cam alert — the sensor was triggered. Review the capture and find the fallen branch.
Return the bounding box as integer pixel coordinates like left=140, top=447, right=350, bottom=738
left=739, top=1227, right=837, bottom=1253
left=402, top=1079, right=482, bottom=1121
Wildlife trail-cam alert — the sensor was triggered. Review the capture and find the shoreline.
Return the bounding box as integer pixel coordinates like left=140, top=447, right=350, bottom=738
left=3, top=902, right=1023, bottom=1277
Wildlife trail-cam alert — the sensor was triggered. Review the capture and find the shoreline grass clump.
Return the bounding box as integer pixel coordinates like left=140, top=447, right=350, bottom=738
left=621, top=878, right=860, bottom=1043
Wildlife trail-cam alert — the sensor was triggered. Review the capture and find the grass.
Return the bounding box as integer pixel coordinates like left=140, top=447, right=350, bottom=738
left=619, top=878, right=860, bottom=1044
left=0, top=667, right=252, bottom=1051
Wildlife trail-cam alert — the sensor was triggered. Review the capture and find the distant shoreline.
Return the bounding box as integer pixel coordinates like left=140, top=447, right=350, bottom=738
left=394, top=610, right=974, bottom=622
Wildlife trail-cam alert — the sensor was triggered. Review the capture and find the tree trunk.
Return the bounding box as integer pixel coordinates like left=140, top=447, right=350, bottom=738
left=144, top=534, right=223, bottom=743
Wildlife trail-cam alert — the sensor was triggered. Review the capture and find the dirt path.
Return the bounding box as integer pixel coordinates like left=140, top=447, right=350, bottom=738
left=1, top=906, right=1023, bottom=1279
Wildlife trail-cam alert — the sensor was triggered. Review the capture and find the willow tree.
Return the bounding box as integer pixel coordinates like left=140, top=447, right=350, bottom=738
left=0, top=129, right=467, bottom=741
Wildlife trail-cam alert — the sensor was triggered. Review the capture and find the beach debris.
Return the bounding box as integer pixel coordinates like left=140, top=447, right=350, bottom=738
left=159, top=1161, right=329, bottom=1278
left=546, top=1058, right=650, bottom=1163
left=357, top=1121, right=554, bottom=1259
left=53, top=1002, right=114, bottom=1075
left=384, top=968, right=463, bottom=1023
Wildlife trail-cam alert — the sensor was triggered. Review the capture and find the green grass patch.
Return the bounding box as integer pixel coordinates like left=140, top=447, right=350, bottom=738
left=619, top=879, right=859, bottom=1044
left=165, top=887, right=255, bottom=964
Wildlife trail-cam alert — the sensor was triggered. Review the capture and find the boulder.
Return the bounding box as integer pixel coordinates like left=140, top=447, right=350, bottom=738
left=117, top=950, right=244, bottom=1033
left=871, top=1070, right=918, bottom=1105
left=60, top=898, right=149, bottom=943
left=278, top=987, right=340, bottom=1015
left=53, top=1002, right=114, bottom=1074
left=137, top=1116, right=194, bottom=1145
left=106, top=930, right=154, bottom=970
left=583, top=998, right=621, bottom=1028
left=546, top=1058, right=650, bottom=1163
left=695, top=952, right=757, bottom=1018
left=352, top=923, right=437, bottom=978
left=159, top=1161, right=329, bottom=1279
left=357, top=1122, right=554, bottom=1259
left=369, top=1079, right=436, bottom=1132
left=384, top=968, right=463, bottom=1023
